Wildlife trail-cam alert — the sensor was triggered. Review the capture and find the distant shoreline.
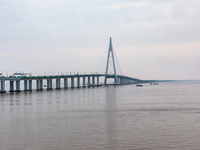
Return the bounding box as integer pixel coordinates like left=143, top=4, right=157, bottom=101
left=141, top=80, right=200, bottom=83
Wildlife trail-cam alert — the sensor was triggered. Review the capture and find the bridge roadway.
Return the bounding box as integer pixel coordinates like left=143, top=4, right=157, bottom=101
left=0, top=74, right=141, bottom=93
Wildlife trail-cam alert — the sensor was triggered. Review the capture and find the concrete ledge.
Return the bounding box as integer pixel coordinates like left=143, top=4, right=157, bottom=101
left=9, top=90, right=15, bottom=92
left=15, top=90, right=22, bottom=92
left=95, top=85, right=102, bottom=87
left=36, top=89, right=43, bottom=91
left=23, top=90, right=31, bottom=92
left=9, top=90, right=22, bottom=92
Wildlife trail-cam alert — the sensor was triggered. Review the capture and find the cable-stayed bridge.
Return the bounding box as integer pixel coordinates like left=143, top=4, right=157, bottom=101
left=0, top=38, right=142, bottom=93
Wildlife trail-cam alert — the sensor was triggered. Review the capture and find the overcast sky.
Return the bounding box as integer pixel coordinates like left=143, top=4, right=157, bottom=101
left=1, top=0, right=200, bottom=80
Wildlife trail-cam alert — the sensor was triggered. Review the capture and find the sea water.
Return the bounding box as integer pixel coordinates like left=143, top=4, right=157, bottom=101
left=0, top=82, right=200, bottom=150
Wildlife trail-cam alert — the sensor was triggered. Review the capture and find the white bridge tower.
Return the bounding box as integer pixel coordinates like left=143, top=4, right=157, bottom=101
left=104, top=37, right=118, bottom=85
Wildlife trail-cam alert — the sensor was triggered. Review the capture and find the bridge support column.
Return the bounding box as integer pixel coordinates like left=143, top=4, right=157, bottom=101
left=9, top=81, right=14, bottom=92
left=50, top=79, right=53, bottom=89
left=40, top=79, right=43, bottom=90
left=116, top=77, right=119, bottom=84
left=71, top=77, right=75, bottom=88
left=88, top=77, right=90, bottom=87
left=120, top=78, right=124, bottom=85
left=119, top=78, right=121, bottom=84
left=124, top=78, right=126, bottom=84
left=29, top=80, right=32, bottom=91
left=64, top=78, right=68, bottom=89
left=82, top=77, right=86, bottom=88
left=92, top=76, right=95, bottom=87
left=24, top=80, right=28, bottom=91
left=36, top=80, right=40, bottom=90
left=56, top=79, right=60, bottom=89
left=47, top=79, right=50, bottom=90
left=77, top=77, right=80, bottom=88
left=97, top=76, right=100, bottom=86
left=47, top=79, right=52, bottom=90
left=0, top=81, right=6, bottom=93
left=16, top=80, right=21, bottom=92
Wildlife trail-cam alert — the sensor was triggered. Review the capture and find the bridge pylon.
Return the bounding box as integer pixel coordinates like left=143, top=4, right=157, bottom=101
left=104, top=37, right=118, bottom=85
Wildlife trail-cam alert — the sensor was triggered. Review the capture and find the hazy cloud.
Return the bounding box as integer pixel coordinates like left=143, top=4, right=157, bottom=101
left=0, top=0, right=200, bottom=79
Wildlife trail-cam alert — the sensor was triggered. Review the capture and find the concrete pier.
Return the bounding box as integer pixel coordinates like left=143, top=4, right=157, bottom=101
left=29, top=80, right=32, bottom=91
left=0, top=81, right=6, bottom=93
left=9, top=81, right=14, bottom=92
left=56, top=79, right=60, bottom=89
left=47, top=79, right=53, bottom=90
left=92, top=76, right=95, bottom=87
left=16, top=80, right=21, bottom=92
left=47, top=79, right=50, bottom=90
left=82, top=77, right=86, bottom=88
left=88, top=77, right=90, bottom=87
left=24, top=80, right=28, bottom=91
left=117, top=77, right=120, bottom=84
left=40, top=80, right=43, bottom=90
left=64, top=78, right=68, bottom=89
left=97, top=76, right=100, bottom=86
left=50, top=79, right=53, bottom=89
left=120, top=77, right=124, bottom=84
left=36, top=80, right=40, bottom=90
left=71, top=77, right=75, bottom=88
left=77, top=77, right=80, bottom=88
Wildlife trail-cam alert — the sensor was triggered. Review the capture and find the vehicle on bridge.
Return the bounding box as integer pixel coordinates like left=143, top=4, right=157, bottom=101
left=13, top=73, right=31, bottom=77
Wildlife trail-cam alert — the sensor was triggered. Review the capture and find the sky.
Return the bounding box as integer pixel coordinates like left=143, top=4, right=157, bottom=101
left=0, top=0, right=200, bottom=80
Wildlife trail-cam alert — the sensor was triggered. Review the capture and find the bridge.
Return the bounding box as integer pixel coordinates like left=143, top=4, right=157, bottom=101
left=0, top=38, right=142, bottom=93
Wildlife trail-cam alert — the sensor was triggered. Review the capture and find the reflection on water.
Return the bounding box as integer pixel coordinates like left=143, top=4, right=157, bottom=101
left=105, top=87, right=117, bottom=150
left=1, top=82, right=200, bottom=150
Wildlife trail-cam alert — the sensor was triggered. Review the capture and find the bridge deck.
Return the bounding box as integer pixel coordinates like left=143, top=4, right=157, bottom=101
left=0, top=74, right=142, bottom=93
left=0, top=74, right=140, bottom=81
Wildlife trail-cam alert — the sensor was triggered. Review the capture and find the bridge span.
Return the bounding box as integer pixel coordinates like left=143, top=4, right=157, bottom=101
left=0, top=74, right=141, bottom=93
left=0, top=37, right=142, bottom=93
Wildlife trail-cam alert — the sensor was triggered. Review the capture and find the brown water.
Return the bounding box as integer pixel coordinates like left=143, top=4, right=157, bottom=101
left=0, top=82, right=200, bottom=150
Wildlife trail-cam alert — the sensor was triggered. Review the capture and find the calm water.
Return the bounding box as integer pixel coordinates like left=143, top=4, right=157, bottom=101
left=1, top=82, right=200, bottom=150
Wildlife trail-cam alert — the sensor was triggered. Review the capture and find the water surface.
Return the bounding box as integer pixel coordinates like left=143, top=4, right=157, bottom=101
left=1, top=82, right=200, bottom=150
